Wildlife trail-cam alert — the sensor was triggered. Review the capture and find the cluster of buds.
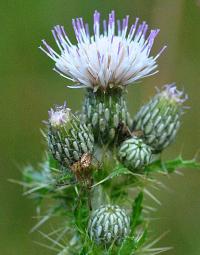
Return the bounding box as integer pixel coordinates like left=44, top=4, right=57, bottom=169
left=41, top=10, right=188, bottom=246
left=118, top=84, right=187, bottom=170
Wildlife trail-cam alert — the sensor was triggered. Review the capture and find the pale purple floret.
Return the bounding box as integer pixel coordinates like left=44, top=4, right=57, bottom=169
left=162, top=84, right=188, bottom=104
left=40, top=10, right=166, bottom=90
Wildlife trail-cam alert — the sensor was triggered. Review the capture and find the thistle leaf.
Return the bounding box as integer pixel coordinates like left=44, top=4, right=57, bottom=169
left=118, top=236, right=136, bottom=255
left=130, top=192, right=144, bottom=230
left=91, top=164, right=130, bottom=188
left=145, top=155, right=200, bottom=174
left=118, top=193, right=145, bottom=255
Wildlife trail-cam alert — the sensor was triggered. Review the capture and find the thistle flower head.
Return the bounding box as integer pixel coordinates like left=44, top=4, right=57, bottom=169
left=118, top=137, right=152, bottom=170
left=48, top=102, right=71, bottom=127
left=132, top=84, right=188, bottom=152
left=88, top=204, right=130, bottom=245
left=81, top=88, right=132, bottom=145
left=40, top=10, right=166, bottom=91
left=47, top=102, right=94, bottom=168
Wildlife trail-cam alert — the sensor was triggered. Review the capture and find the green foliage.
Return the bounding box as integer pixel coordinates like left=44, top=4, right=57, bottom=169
left=118, top=229, right=148, bottom=255
left=92, top=164, right=131, bottom=188
left=14, top=149, right=200, bottom=254
left=145, top=155, right=200, bottom=173
left=118, top=192, right=146, bottom=255
left=130, top=192, right=144, bottom=230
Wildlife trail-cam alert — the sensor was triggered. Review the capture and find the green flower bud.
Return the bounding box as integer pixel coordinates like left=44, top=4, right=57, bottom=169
left=47, top=103, right=94, bottom=168
left=118, top=137, right=152, bottom=169
left=88, top=204, right=130, bottom=245
left=132, top=84, right=187, bottom=153
left=81, top=88, right=132, bottom=145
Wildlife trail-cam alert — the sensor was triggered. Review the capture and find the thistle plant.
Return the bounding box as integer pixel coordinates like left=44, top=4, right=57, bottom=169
left=16, top=10, right=200, bottom=255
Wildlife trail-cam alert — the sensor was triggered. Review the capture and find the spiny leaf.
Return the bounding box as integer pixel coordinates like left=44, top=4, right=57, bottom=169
left=73, top=189, right=91, bottom=233
left=31, top=204, right=63, bottom=232
left=91, top=164, right=131, bottom=188
left=143, top=189, right=161, bottom=206
left=137, top=231, right=172, bottom=255
left=118, top=236, right=136, bottom=255
left=131, top=192, right=144, bottom=230
left=78, top=238, right=103, bottom=255
left=38, top=230, right=66, bottom=249
left=135, top=228, right=148, bottom=249
left=118, top=194, right=145, bottom=255
left=145, top=155, right=200, bottom=174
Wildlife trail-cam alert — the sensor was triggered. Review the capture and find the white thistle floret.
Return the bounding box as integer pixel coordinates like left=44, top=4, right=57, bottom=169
left=48, top=102, right=71, bottom=127
left=40, top=10, right=166, bottom=91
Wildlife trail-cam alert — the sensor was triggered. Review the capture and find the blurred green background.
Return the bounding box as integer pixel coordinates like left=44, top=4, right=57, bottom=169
left=1, top=0, right=200, bottom=254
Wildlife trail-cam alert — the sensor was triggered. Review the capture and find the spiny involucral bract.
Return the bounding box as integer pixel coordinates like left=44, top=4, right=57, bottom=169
left=132, top=84, right=188, bottom=153
left=47, top=102, right=94, bottom=168
left=81, top=88, right=132, bottom=144
left=40, top=10, right=166, bottom=91
left=88, top=204, right=130, bottom=245
left=118, top=136, right=152, bottom=170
